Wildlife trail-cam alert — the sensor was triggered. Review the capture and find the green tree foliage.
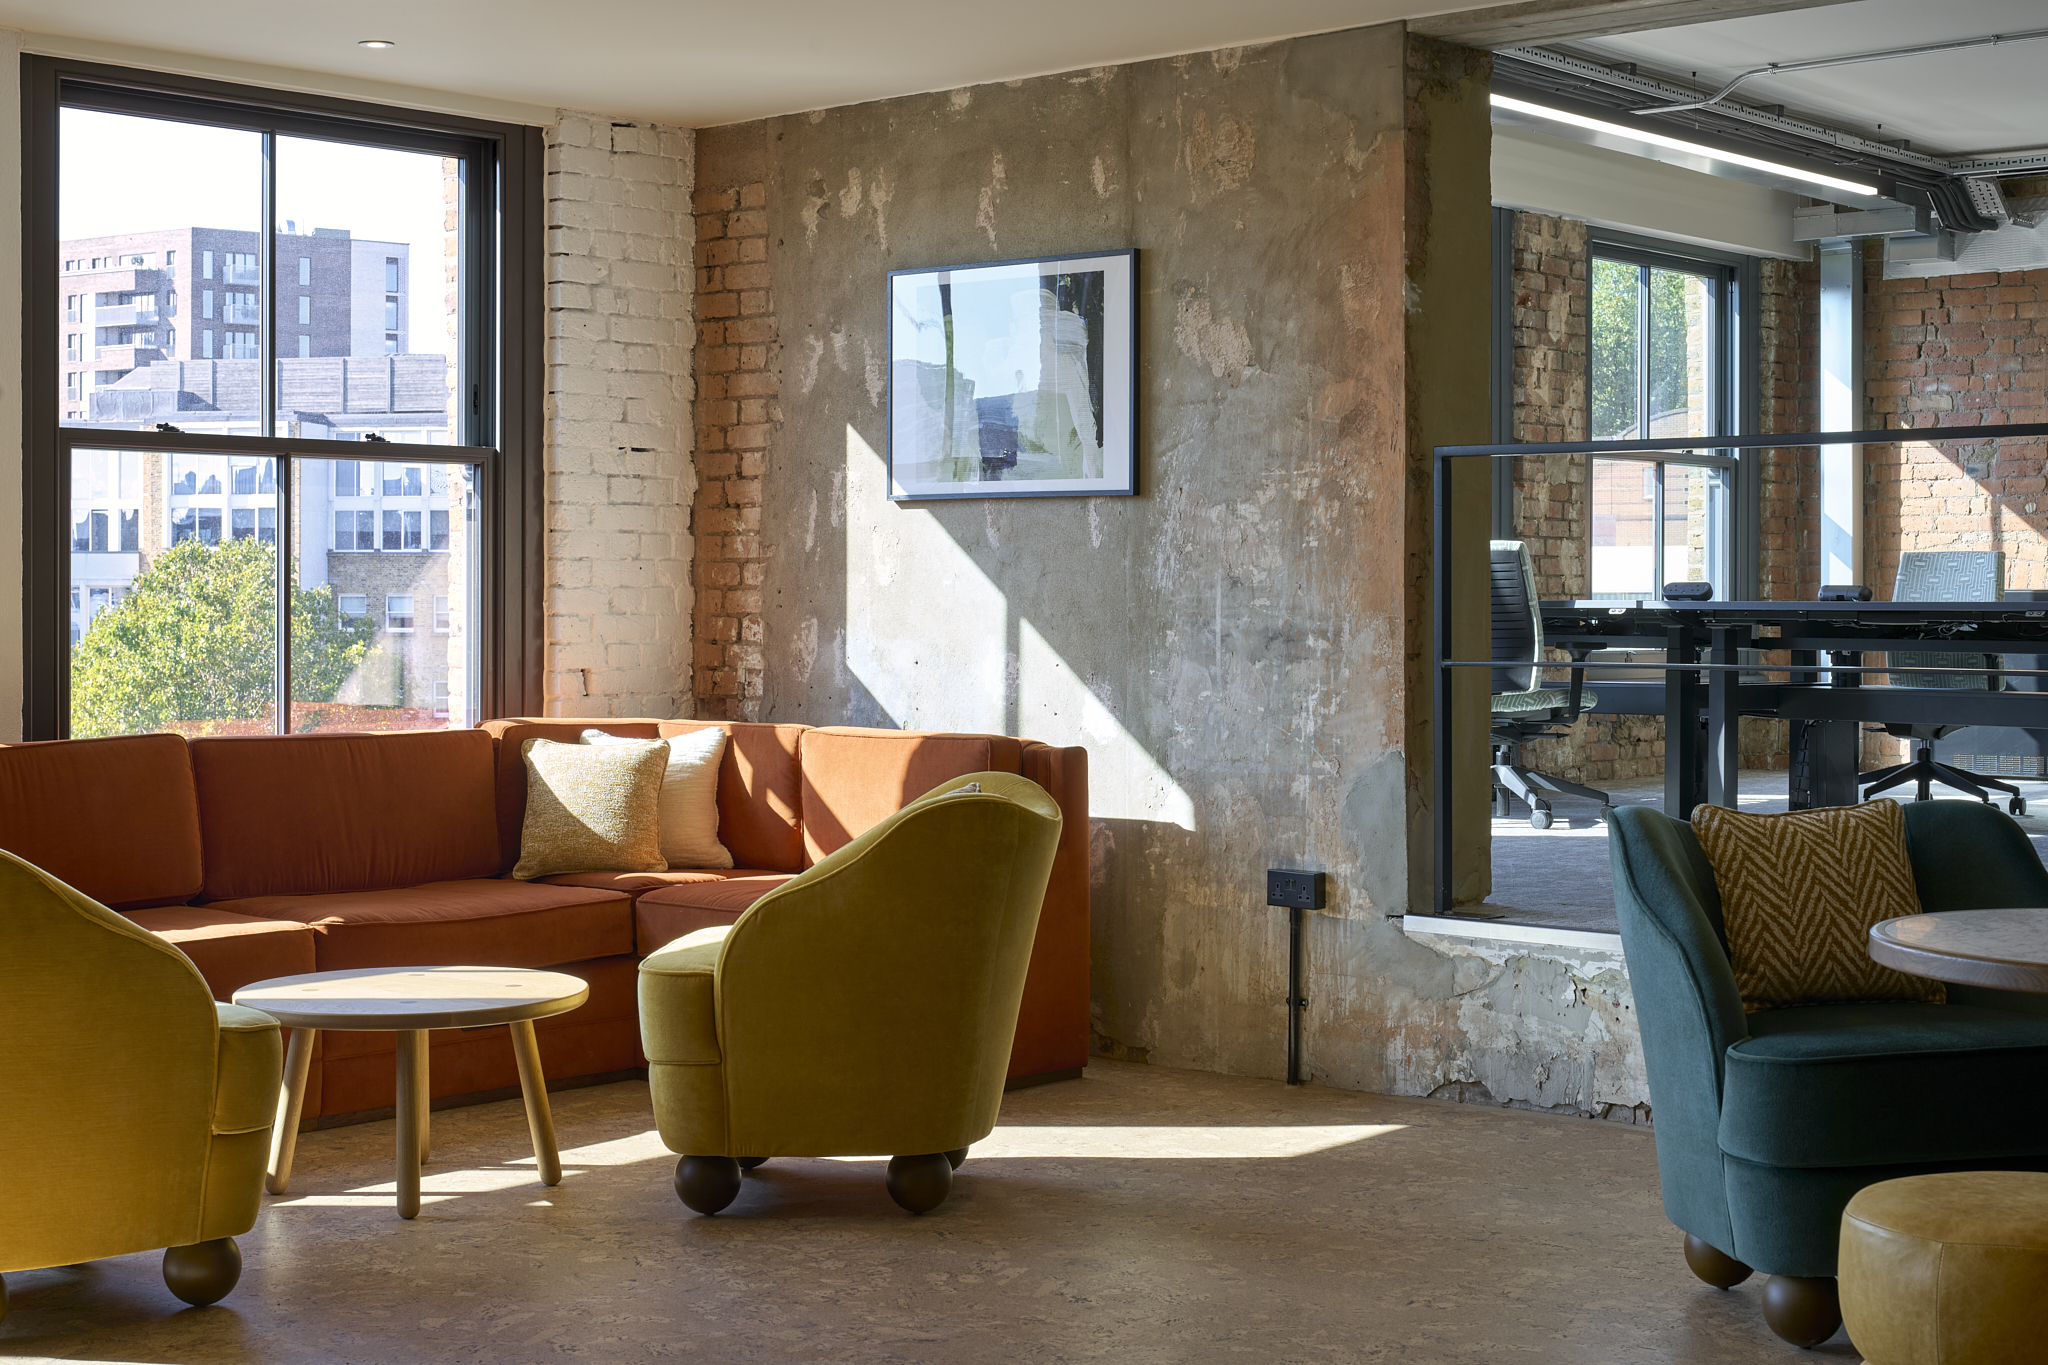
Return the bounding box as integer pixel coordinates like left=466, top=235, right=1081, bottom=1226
left=1590, top=260, right=1697, bottom=439
left=70, top=537, right=373, bottom=737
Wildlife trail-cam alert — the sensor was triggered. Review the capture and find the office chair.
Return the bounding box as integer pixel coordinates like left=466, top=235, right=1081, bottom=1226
left=1859, top=550, right=2027, bottom=815
left=1488, top=540, right=1610, bottom=829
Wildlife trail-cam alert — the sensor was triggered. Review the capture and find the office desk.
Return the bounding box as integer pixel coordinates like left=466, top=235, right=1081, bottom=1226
left=1538, top=600, right=2048, bottom=817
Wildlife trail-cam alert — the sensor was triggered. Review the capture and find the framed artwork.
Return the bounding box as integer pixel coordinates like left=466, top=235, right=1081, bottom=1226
left=886, top=249, right=1136, bottom=500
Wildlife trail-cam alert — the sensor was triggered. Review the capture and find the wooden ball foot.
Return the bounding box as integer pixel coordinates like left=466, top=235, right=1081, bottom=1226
left=886, top=1153, right=954, bottom=1213
left=1683, top=1233, right=1753, bottom=1289
left=1762, top=1274, right=1841, bottom=1348
left=675, top=1155, right=743, bottom=1215
left=738, top=1157, right=768, bottom=1171
left=162, top=1237, right=242, bottom=1308
left=944, top=1147, right=968, bottom=1170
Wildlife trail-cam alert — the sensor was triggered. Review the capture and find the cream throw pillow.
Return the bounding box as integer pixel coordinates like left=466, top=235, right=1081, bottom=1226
left=1690, top=799, right=1943, bottom=1013
left=512, top=737, right=669, bottom=880
left=582, top=727, right=734, bottom=869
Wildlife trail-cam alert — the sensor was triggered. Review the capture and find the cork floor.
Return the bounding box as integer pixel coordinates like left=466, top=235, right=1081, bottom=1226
left=0, top=1061, right=1856, bottom=1364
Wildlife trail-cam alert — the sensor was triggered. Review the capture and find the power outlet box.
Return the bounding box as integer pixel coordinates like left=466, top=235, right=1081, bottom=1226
left=1266, top=869, right=1327, bottom=909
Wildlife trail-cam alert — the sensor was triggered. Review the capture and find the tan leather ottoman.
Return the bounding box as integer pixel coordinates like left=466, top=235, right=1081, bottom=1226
left=1840, top=1171, right=2048, bottom=1365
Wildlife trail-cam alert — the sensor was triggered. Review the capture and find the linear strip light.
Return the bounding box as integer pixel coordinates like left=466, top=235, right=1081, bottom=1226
left=1490, top=92, right=1879, bottom=197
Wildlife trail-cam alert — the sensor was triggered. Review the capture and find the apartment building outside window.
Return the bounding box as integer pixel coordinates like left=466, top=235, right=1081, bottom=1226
left=26, top=56, right=543, bottom=738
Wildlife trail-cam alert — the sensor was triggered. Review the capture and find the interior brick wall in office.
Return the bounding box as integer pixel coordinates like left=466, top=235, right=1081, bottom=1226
left=542, top=112, right=697, bottom=719
left=691, top=180, right=778, bottom=720
left=1863, top=256, right=2048, bottom=598
left=1507, top=217, right=1817, bottom=787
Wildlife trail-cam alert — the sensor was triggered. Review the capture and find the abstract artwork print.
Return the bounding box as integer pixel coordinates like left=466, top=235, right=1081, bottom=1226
left=887, top=250, right=1135, bottom=499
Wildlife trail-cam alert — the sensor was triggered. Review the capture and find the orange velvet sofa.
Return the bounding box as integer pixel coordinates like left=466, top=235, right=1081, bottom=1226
left=0, top=721, right=1088, bottom=1125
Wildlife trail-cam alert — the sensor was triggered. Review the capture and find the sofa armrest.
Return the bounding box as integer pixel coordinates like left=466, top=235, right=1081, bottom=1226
left=639, top=928, right=729, bottom=1064
left=212, top=1003, right=282, bottom=1135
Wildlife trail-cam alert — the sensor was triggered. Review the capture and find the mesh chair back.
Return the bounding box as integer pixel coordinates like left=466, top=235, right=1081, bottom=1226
left=1892, top=549, right=2003, bottom=689
left=1489, top=540, right=1543, bottom=694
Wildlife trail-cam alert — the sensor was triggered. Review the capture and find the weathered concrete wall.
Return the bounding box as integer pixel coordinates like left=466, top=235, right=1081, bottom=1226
left=690, top=26, right=1635, bottom=1109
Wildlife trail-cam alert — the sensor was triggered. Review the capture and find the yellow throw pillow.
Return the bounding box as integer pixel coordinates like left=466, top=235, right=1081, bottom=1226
left=512, top=737, right=669, bottom=880
left=1690, top=799, right=1943, bottom=1013
left=581, top=726, right=733, bottom=869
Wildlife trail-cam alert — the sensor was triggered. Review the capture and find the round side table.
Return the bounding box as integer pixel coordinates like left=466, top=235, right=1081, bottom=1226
left=233, top=966, right=590, bottom=1219
left=1868, top=908, right=2048, bottom=994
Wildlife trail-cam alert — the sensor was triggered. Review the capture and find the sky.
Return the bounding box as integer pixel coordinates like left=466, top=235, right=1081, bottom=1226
left=59, top=107, right=453, bottom=354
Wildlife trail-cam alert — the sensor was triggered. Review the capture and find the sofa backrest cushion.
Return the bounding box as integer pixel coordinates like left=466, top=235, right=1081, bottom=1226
left=659, top=721, right=806, bottom=872
left=0, top=733, right=203, bottom=910
left=191, top=730, right=500, bottom=900
left=798, top=727, right=1024, bottom=865
left=480, top=719, right=665, bottom=874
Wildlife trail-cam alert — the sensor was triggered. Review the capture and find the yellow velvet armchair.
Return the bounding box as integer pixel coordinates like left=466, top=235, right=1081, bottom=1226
left=639, top=770, right=1063, bottom=1215
left=0, top=849, right=281, bottom=1323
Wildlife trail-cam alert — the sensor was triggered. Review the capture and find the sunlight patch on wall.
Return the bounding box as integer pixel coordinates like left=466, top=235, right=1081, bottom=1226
left=845, top=424, right=1194, bottom=828
left=845, top=423, right=1006, bottom=734
left=1018, top=615, right=1194, bottom=829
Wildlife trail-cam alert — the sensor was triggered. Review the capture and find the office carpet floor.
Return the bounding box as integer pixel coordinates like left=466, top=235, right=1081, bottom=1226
left=0, top=1061, right=1859, bottom=1364
left=1481, top=773, right=2048, bottom=934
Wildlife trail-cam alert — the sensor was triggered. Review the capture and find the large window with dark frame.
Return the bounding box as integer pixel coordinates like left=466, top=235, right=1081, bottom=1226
left=23, top=58, right=543, bottom=739
left=1586, top=239, right=1743, bottom=600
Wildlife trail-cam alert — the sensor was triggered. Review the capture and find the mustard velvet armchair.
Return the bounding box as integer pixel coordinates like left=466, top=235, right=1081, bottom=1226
left=639, top=771, right=1063, bottom=1215
left=0, top=849, right=281, bottom=1323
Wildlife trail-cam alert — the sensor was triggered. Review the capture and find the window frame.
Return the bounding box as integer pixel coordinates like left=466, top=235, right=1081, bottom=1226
left=1584, top=231, right=1761, bottom=600
left=21, top=55, right=543, bottom=737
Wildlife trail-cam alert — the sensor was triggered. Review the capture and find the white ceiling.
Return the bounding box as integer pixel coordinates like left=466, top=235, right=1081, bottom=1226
left=0, top=0, right=1479, bottom=128
left=1573, top=0, right=2048, bottom=157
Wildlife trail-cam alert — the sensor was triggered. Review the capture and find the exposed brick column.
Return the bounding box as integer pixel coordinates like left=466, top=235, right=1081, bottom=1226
left=692, top=182, right=779, bottom=720
left=542, top=112, right=696, bottom=718
left=1507, top=212, right=1589, bottom=601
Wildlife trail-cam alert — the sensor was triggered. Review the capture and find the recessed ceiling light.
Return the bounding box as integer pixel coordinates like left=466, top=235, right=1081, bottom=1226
left=358, top=39, right=396, bottom=49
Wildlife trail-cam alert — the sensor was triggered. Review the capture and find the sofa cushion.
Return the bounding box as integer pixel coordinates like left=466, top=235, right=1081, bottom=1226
left=659, top=721, right=806, bottom=872
left=1720, top=1002, right=2048, bottom=1168
left=1691, top=799, right=1940, bottom=1012
left=191, top=731, right=501, bottom=900
left=634, top=874, right=795, bottom=954
left=0, top=733, right=202, bottom=910
left=510, top=737, right=669, bottom=880
left=481, top=720, right=666, bottom=874
left=798, top=727, right=1023, bottom=864
left=206, top=879, right=631, bottom=972
left=585, top=726, right=732, bottom=868
left=124, top=906, right=317, bottom=1000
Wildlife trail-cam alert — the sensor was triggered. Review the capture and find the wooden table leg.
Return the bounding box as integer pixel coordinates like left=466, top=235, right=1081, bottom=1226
left=265, top=1027, right=317, bottom=1195
left=395, top=1030, right=427, bottom=1219
left=414, top=1033, right=431, bottom=1165
left=509, top=1019, right=561, bottom=1186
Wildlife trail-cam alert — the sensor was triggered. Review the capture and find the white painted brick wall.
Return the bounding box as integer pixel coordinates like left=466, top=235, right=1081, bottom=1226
left=543, top=111, right=695, bottom=718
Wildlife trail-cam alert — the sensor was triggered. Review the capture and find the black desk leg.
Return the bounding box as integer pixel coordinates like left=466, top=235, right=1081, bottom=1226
left=1665, top=626, right=1704, bottom=818
left=1707, top=626, right=1743, bottom=809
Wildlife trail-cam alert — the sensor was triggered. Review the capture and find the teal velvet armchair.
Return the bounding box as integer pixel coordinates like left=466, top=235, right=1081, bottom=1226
left=1609, top=801, right=2048, bottom=1348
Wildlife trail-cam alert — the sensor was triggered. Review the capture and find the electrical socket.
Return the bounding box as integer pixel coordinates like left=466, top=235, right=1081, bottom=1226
left=1266, top=869, right=1327, bottom=909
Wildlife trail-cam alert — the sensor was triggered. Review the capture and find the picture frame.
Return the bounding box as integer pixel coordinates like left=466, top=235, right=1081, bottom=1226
left=886, top=249, right=1136, bottom=500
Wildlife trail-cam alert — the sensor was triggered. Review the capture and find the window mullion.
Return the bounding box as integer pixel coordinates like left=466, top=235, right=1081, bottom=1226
left=258, top=131, right=290, bottom=733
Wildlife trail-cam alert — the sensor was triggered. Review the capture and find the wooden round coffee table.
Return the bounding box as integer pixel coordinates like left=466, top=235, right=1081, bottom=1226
left=233, top=966, right=590, bottom=1219
left=1868, top=908, right=2048, bottom=994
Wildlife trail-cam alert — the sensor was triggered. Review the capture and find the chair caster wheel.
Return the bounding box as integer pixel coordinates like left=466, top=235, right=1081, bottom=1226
left=162, top=1237, right=241, bottom=1307
left=1529, top=805, right=1553, bottom=830
left=2011, top=798, right=2028, bottom=816
left=675, top=1156, right=742, bottom=1214
left=1683, top=1233, right=1752, bottom=1289
left=886, top=1153, right=954, bottom=1213
left=1761, top=1274, right=1840, bottom=1348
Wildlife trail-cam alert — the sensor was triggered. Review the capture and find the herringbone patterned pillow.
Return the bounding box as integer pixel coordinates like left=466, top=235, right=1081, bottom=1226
left=1690, top=800, right=1944, bottom=1013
